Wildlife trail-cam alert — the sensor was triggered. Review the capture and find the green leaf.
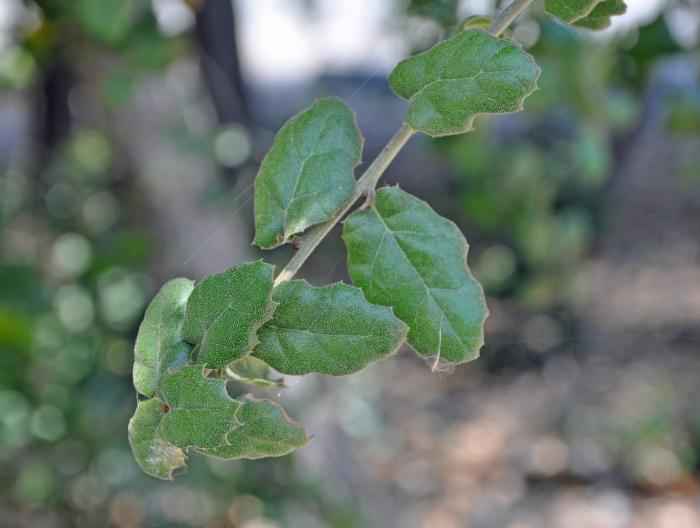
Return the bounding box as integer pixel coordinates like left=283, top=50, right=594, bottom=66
left=182, top=262, right=276, bottom=368
left=128, top=398, right=187, bottom=480
left=388, top=28, right=539, bottom=137
left=253, top=97, right=364, bottom=249
left=343, top=186, right=488, bottom=365
left=225, top=356, right=284, bottom=389
left=253, top=280, right=408, bottom=376
left=545, top=0, right=626, bottom=27
left=198, top=395, right=308, bottom=459
left=574, top=0, right=626, bottom=30
left=159, top=365, right=240, bottom=449
left=544, top=0, right=599, bottom=22
left=133, top=278, right=194, bottom=398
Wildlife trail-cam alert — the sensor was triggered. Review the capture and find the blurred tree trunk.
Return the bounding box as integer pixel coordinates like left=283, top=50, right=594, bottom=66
left=193, top=0, right=251, bottom=183
left=194, top=0, right=249, bottom=125
left=35, top=58, right=73, bottom=154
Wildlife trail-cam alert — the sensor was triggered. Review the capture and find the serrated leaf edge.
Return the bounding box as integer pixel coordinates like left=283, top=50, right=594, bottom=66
left=390, top=29, right=542, bottom=137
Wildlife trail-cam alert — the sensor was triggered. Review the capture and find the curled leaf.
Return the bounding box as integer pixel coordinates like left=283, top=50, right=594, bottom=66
left=128, top=398, right=187, bottom=480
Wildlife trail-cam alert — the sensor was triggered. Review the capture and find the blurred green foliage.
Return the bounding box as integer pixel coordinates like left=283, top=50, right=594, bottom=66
left=0, top=1, right=361, bottom=525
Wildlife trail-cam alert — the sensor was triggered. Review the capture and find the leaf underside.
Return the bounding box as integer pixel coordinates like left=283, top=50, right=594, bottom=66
left=253, top=280, right=408, bottom=376
left=388, top=28, right=540, bottom=137
left=226, top=355, right=284, bottom=388
left=182, top=261, right=276, bottom=368
left=343, top=186, right=488, bottom=365
left=253, top=97, right=364, bottom=249
left=133, top=278, right=194, bottom=398
left=128, top=398, right=187, bottom=480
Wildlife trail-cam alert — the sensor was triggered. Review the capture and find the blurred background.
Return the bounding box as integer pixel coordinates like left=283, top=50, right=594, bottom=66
left=1, top=0, right=700, bottom=526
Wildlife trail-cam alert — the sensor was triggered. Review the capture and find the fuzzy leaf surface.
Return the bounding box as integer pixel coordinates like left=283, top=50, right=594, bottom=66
left=198, top=395, right=308, bottom=459
left=253, top=97, right=363, bottom=249
left=545, top=0, right=626, bottom=27
left=343, top=186, right=488, bottom=365
left=388, top=28, right=539, bottom=137
left=253, top=280, right=408, bottom=375
left=159, top=365, right=240, bottom=449
left=128, top=398, right=187, bottom=480
left=182, top=262, right=275, bottom=368
left=573, top=0, right=626, bottom=29
left=133, top=278, right=194, bottom=398
left=545, top=0, right=600, bottom=22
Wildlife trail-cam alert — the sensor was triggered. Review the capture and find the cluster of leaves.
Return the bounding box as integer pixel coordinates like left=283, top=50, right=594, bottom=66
left=130, top=0, right=628, bottom=479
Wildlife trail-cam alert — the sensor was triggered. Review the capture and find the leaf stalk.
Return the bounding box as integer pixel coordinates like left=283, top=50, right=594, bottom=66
left=489, top=0, right=534, bottom=36
left=274, top=123, right=413, bottom=285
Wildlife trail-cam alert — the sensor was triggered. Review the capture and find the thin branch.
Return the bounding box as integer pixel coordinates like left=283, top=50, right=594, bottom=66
left=273, top=0, right=534, bottom=285
left=274, top=123, right=414, bottom=285
left=489, top=0, right=534, bottom=36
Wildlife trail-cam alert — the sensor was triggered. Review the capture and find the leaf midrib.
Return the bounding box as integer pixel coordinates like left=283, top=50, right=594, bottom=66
left=282, top=110, right=352, bottom=233
left=370, top=204, right=472, bottom=353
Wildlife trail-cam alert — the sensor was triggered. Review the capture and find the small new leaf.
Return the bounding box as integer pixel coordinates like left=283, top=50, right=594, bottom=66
left=388, top=28, right=539, bottom=137
left=198, top=395, right=308, bottom=459
left=343, top=186, right=488, bottom=365
left=133, top=278, right=194, bottom=398
left=128, top=398, right=188, bottom=480
left=159, top=365, right=240, bottom=449
left=253, top=280, right=408, bottom=376
left=225, top=356, right=284, bottom=389
left=253, top=97, right=364, bottom=249
left=182, top=261, right=275, bottom=368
